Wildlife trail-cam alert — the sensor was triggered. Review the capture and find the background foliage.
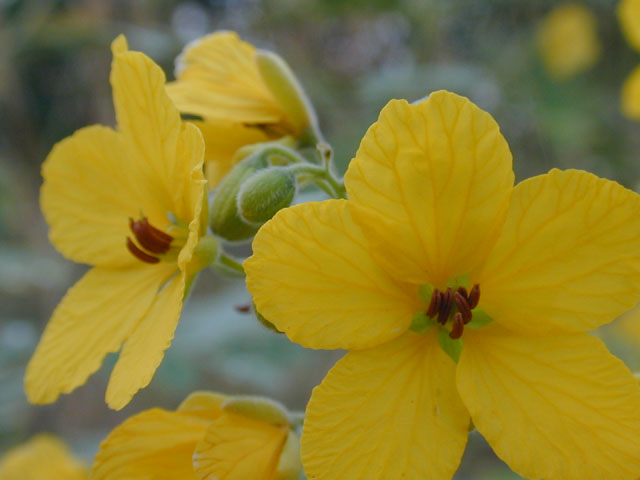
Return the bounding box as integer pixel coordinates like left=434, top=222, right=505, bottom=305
left=1, top=0, right=639, bottom=478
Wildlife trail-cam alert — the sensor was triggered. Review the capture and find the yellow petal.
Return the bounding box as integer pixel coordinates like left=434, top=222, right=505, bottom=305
left=91, top=408, right=210, bottom=480
left=41, top=125, right=138, bottom=268
left=345, top=91, right=514, bottom=286
left=194, top=120, right=272, bottom=188
left=622, top=65, right=640, bottom=121
left=110, top=37, right=202, bottom=225
left=457, top=330, right=640, bottom=480
left=166, top=31, right=286, bottom=126
left=614, top=302, right=640, bottom=346
left=0, top=435, right=87, bottom=480
left=25, top=265, right=174, bottom=405
left=106, top=272, right=185, bottom=410
left=245, top=200, right=418, bottom=350
left=478, top=169, right=640, bottom=335
left=619, top=0, right=640, bottom=52
left=178, top=391, right=227, bottom=420
left=536, top=3, right=601, bottom=79
left=303, top=333, right=469, bottom=479
left=193, top=412, right=288, bottom=480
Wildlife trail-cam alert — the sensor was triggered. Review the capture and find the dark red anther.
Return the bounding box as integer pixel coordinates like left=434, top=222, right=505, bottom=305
left=129, top=218, right=173, bottom=255
left=457, top=286, right=468, bottom=301
left=234, top=304, right=252, bottom=313
left=454, top=291, right=472, bottom=324
left=468, top=284, right=480, bottom=309
left=437, top=288, right=454, bottom=325
left=449, top=313, right=464, bottom=339
left=126, top=237, right=160, bottom=264
left=426, top=290, right=441, bottom=317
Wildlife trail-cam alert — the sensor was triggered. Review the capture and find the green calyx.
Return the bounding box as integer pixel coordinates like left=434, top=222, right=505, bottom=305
left=255, top=49, right=319, bottom=139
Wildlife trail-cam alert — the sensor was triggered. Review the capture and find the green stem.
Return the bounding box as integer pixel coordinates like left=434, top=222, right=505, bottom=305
left=214, top=252, right=245, bottom=277
left=287, top=163, right=346, bottom=199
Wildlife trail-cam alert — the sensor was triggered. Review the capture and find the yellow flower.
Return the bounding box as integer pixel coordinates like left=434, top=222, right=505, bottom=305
left=245, top=90, right=640, bottom=479
left=166, top=31, right=318, bottom=188
left=537, top=3, right=601, bottom=79
left=91, top=391, right=302, bottom=480
left=25, top=35, right=210, bottom=410
left=619, top=0, right=640, bottom=120
left=0, top=434, right=87, bottom=480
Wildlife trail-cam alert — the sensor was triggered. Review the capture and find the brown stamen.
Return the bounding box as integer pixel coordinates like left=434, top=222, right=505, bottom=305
left=468, top=284, right=480, bottom=309
left=129, top=218, right=173, bottom=254
left=437, top=287, right=454, bottom=325
left=457, top=286, right=468, bottom=301
left=426, top=290, right=441, bottom=317
left=454, top=291, right=472, bottom=324
left=126, top=237, right=160, bottom=264
left=449, top=313, right=464, bottom=339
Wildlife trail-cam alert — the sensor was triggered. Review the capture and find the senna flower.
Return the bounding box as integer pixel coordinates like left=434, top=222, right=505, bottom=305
left=537, top=3, right=601, bottom=79
left=0, top=435, right=87, bottom=480
left=91, top=391, right=302, bottom=480
left=166, top=31, right=318, bottom=188
left=25, top=35, right=213, bottom=410
left=619, top=0, right=640, bottom=119
left=246, top=90, right=640, bottom=479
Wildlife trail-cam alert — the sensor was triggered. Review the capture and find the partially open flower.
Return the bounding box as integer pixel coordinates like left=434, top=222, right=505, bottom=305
left=91, top=391, right=302, bottom=480
left=166, top=31, right=319, bottom=188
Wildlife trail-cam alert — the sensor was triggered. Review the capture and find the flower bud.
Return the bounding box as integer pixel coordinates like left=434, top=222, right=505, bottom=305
left=209, top=154, right=268, bottom=241
left=238, top=167, right=296, bottom=226
left=255, top=49, right=319, bottom=138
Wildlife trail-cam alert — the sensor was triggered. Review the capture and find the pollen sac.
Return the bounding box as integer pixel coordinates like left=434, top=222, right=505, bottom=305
left=126, top=217, right=173, bottom=264
left=238, top=167, right=296, bottom=226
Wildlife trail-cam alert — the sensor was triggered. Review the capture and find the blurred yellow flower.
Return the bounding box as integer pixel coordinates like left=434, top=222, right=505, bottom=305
left=0, top=435, right=87, bottom=480
left=91, top=391, right=302, bottom=480
left=166, top=31, right=318, bottom=188
left=537, top=3, right=601, bottom=79
left=619, top=0, right=640, bottom=51
left=25, top=35, right=211, bottom=410
left=246, top=90, right=640, bottom=479
left=619, top=0, right=640, bottom=120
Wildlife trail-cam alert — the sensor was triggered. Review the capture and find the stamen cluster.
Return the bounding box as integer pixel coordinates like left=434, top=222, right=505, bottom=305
left=126, top=217, right=173, bottom=264
left=426, top=284, right=480, bottom=339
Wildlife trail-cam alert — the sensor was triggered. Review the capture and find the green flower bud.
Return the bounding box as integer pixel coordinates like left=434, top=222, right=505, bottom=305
left=209, top=154, right=268, bottom=242
left=238, top=167, right=296, bottom=225
left=255, top=49, right=319, bottom=139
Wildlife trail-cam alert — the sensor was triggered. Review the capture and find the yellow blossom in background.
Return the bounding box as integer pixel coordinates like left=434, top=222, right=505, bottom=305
left=246, top=90, right=640, bottom=479
left=25, top=35, right=213, bottom=410
left=537, top=3, right=601, bottom=79
left=619, top=0, right=640, bottom=51
left=619, top=0, right=640, bottom=120
left=0, top=435, right=87, bottom=480
left=91, top=391, right=302, bottom=480
left=166, top=31, right=318, bottom=188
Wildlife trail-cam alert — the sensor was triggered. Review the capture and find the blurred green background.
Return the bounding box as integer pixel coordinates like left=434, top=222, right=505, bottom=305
left=1, top=0, right=639, bottom=478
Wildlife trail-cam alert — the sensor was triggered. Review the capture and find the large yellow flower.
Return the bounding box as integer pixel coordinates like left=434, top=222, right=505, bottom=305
left=619, top=0, right=640, bottom=119
left=537, top=3, right=601, bottom=80
left=91, top=391, right=302, bottom=480
left=246, top=90, right=640, bottom=479
left=25, top=35, right=209, bottom=410
left=166, top=31, right=317, bottom=187
left=0, top=435, right=87, bottom=480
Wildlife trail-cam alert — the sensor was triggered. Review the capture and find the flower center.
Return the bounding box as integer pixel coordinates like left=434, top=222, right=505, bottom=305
left=126, top=216, right=182, bottom=264
left=425, top=284, right=480, bottom=339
